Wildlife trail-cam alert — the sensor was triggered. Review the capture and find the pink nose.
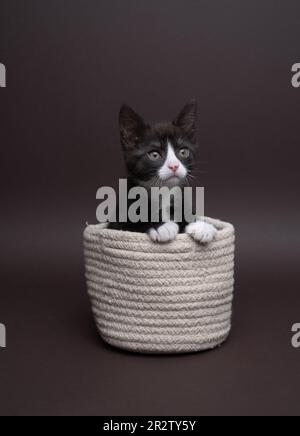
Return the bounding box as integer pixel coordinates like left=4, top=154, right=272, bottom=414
left=168, top=164, right=179, bottom=173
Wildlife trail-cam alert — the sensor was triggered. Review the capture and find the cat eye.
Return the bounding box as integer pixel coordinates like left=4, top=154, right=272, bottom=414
left=148, top=151, right=161, bottom=161
left=179, top=148, right=190, bottom=159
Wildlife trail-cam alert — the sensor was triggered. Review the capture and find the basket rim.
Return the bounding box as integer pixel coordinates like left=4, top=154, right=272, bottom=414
left=84, top=217, right=234, bottom=243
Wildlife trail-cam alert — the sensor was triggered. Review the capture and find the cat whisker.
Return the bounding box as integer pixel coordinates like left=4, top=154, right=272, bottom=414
left=150, top=175, right=162, bottom=188
left=187, top=173, right=199, bottom=182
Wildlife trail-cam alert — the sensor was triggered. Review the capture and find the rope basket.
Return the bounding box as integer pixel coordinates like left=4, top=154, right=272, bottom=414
left=84, top=217, right=235, bottom=354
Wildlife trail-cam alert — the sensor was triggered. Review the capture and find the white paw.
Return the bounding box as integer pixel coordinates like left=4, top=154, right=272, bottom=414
left=185, top=221, right=217, bottom=244
left=148, top=222, right=179, bottom=243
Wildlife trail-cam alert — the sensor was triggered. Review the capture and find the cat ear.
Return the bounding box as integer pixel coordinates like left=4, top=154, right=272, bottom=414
left=173, top=100, right=198, bottom=143
left=119, top=104, right=148, bottom=149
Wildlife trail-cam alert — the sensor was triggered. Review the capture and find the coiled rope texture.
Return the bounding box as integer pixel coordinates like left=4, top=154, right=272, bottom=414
left=84, top=217, right=235, bottom=354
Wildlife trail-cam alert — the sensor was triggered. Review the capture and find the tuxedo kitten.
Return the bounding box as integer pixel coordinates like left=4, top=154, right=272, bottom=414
left=108, top=100, right=217, bottom=243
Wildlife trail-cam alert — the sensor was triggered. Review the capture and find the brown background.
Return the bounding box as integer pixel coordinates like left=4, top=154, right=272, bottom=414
left=1, top=0, right=300, bottom=416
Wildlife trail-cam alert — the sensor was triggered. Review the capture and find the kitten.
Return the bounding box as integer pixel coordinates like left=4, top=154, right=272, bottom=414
left=108, top=100, right=217, bottom=243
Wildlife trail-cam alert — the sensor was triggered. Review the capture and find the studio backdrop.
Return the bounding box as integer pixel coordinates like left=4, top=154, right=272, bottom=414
left=0, top=0, right=300, bottom=416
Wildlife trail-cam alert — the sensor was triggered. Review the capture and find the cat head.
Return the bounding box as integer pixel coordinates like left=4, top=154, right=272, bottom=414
left=119, top=101, right=198, bottom=188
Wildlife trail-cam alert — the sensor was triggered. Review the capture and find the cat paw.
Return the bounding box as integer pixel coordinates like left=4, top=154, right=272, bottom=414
left=185, top=221, right=217, bottom=244
left=148, top=222, right=179, bottom=243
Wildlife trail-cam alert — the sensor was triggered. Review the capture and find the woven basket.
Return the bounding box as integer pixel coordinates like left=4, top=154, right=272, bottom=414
left=84, top=217, right=235, bottom=354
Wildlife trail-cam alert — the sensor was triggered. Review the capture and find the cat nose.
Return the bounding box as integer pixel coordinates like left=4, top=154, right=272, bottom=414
left=168, top=164, right=179, bottom=173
